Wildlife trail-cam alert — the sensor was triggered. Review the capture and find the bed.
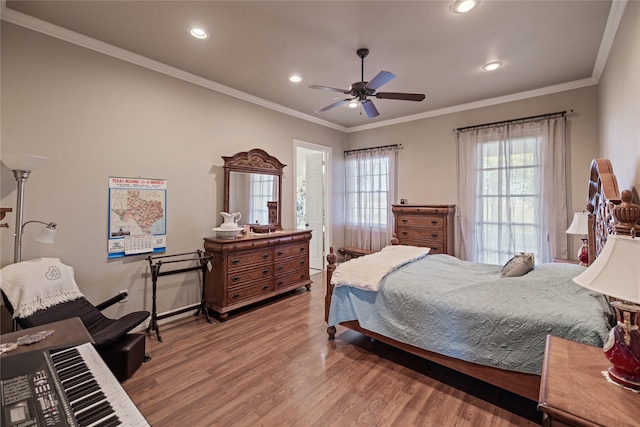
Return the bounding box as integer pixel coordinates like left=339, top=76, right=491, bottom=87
left=325, top=158, right=625, bottom=401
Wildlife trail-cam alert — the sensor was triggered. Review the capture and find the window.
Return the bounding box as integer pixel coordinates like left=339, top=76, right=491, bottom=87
left=477, top=136, right=540, bottom=264
left=457, top=117, right=567, bottom=264
left=344, top=147, right=397, bottom=251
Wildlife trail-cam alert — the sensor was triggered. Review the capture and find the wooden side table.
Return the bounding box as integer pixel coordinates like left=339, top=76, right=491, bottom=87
left=1, top=317, right=93, bottom=357
left=538, top=335, right=640, bottom=427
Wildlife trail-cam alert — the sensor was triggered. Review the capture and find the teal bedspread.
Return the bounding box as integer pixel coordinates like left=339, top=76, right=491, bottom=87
left=328, top=254, right=613, bottom=375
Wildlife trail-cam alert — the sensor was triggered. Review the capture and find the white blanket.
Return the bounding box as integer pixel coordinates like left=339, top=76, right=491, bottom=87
left=0, top=258, right=84, bottom=318
left=331, top=245, right=431, bottom=292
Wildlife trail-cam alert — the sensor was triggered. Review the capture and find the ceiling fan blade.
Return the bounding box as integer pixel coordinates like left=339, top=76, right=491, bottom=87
left=315, top=98, right=353, bottom=113
left=365, top=71, right=395, bottom=91
left=308, top=85, right=350, bottom=94
left=376, top=92, right=426, bottom=102
left=360, top=99, right=379, bottom=118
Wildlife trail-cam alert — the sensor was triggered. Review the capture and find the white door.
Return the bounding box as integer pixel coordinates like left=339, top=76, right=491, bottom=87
left=305, top=152, right=324, bottom=270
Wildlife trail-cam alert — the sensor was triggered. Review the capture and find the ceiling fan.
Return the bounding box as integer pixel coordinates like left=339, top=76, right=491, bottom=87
left=309, top=48, right=425, bottom=118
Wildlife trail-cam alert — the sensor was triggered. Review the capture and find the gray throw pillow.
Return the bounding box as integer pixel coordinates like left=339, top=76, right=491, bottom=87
left=500, top=252, right=535, bottom=277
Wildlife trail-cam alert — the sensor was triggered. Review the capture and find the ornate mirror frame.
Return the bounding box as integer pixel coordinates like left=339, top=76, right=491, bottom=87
left=223, top=148, right=285, bottom=232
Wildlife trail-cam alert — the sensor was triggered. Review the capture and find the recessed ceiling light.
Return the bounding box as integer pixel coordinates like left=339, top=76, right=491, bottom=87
left=348, top=101, right=359, bottom=108
left=482, top=61, right=503, bottom=71
left=289, top=75, right=302, bottom=83
left=451, top=0, right=480, bottom=14
left=190, top=27, right=209, bottom=39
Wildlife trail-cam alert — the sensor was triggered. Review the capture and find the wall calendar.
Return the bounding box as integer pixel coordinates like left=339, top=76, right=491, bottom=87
left=107, top=177, right=167, bottom=258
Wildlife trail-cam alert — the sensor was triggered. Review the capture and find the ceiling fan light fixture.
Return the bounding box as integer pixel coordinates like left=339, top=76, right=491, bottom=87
left=482, top=61, right=503, bottom=71
left=451, top=0, right=480, bottom=14
left=289, top=75, right=302, bottom=83
left=347, top=101, right=359, bottom=108
left=189, top=27, right=209, bottom=39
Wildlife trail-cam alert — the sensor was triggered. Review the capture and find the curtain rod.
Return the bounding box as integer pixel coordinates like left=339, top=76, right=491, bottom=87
left=454, top=110, right=573, bottom=133
left=344, top=143, right=402, bottom=155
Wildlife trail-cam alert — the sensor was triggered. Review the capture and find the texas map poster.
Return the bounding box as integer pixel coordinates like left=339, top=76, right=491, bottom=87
left=108, top=177, right=167, bottom=258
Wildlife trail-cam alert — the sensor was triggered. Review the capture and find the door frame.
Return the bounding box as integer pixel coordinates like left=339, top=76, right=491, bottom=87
left=293, top=139, right=332, bottom=271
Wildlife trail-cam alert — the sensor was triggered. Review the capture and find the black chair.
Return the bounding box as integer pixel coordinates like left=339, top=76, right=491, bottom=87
left=1, top=259, right=151, bottom=381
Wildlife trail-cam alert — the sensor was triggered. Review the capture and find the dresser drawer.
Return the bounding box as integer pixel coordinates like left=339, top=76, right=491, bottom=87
left=396, top=227, right=444, bottom=242
left=274, top=243, right=308, bottom=259
left=226, top=249, right=272, bottom=271
left=275, top=268, right=310, bottom=289
left=396, top=215, right=444, bottom=229
left=228, top=279, right=273, bottom=305
left=274, top=256, right=308, bottom=276
left=228, top=265, right=273, bottom=288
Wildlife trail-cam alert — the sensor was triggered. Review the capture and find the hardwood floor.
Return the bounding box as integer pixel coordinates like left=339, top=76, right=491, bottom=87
left=123, top=271, right=542, bottom=426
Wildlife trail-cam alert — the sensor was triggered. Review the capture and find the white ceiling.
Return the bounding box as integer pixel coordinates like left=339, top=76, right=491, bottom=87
left=2, top=1, right=619, bottom=131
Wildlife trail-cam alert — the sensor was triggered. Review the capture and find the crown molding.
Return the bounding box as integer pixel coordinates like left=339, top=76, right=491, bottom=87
left=347, top=77, right=598, bottom=133
left=1, top=1, right=624, bottom=134
left=591, top=0, right=628, bottom=83
left=0, top=6, right=347, bottom=133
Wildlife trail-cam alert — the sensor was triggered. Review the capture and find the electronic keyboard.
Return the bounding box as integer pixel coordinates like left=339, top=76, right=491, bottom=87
left=1, top=342, right=149, bottom=427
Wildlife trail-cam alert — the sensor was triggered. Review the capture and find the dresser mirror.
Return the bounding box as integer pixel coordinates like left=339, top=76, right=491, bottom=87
left=223, top=149, right=285, bottom=232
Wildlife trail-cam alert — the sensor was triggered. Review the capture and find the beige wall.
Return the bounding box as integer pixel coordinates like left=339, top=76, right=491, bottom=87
left=598, top=0, right=640, bottom=195
left=347, top=86, right=601, bottom=257
left=0, top=23, right=346, bottom=326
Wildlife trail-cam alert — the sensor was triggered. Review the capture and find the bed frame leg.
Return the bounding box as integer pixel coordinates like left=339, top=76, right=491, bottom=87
left=327, top=326, right=336, bottom=340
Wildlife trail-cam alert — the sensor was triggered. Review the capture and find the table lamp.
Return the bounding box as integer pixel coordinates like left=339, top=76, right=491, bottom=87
left=573, top=190, right=640, bottom=390
left=566, top=212, right=589, bottom=265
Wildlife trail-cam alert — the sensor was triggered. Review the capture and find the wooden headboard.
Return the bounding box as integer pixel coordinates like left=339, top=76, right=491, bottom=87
left=585, top=158, right=640, bottom=265
left=586, top=159, right=621, bottom=265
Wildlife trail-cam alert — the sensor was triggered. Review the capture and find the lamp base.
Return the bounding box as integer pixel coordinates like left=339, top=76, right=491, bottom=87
left=603, top=301, right=640, bottom=391
left=608, top=366, right=640, bottom=390
left=578, top=238, right=589, bottom=266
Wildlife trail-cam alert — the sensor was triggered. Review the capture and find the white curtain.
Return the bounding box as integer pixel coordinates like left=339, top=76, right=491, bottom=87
left=249, top=174, right=276, bottom=224
left=344, top=147, right=397, bottom=251
left=457, top=117, right=567, bottom=264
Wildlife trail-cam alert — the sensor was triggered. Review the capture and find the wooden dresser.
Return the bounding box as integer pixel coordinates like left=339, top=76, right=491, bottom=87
left=392, top=204, right=455, bottom=255
left=203, top=229, right=312, bottom=319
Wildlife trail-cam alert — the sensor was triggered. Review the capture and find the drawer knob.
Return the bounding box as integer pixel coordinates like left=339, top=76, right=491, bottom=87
left=431, top=233, right=438, bottom=238
left=277, top=250, right=284, bottom=256
left=402, top=231, right=408, bottom=236
left=401, top=219, right=408, bottom=223
left=232, top=293, right=239, bottom=299
left=263, top=269, right=269, bottom=275
left=300, top=274, right=306, bottom=279
left=299, top=247, right=305, bottom=252
left=431, top=220, right=438, bottom=225
left=300, top=260, right=305, bottom=265
left=232, top=275, right=240, bottom=282
left=262, top=253, right=269, bottom=259
left=278, top=280, right=284, bottom=286
left=278, top=265, right=284, bottom=271
left=231, top=258, right=240, bottom=265
left=262, top=285, right=269, bottom=291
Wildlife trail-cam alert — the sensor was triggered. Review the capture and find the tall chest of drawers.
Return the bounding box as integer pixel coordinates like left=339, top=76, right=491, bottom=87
left=203, top=229, right=312, bottom=320
left=392, top=204, right=456, bottom=255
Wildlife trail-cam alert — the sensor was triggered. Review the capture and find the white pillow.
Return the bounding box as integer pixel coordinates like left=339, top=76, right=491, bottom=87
left=500, top=253, right=535, bottom=278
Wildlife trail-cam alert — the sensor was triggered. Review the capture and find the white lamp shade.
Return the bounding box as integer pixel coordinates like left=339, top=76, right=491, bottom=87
left=566, top=212, right=589, bottom=235
left=573, top=234, right=640, bottom=304
left=34, top=226, right=56, bottom=244
left=1, top=154, right=48, bottom=171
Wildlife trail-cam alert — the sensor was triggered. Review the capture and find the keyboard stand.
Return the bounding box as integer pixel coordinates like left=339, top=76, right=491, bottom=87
left=146, top=251, right=213, bottom=342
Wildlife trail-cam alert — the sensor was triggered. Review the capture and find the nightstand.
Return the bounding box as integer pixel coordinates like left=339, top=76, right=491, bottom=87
left=538, top=335, right=640, bottom=427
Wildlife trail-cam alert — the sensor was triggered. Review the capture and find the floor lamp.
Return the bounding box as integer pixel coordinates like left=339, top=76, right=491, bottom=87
left=1, top=154, right=56, bottom=263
